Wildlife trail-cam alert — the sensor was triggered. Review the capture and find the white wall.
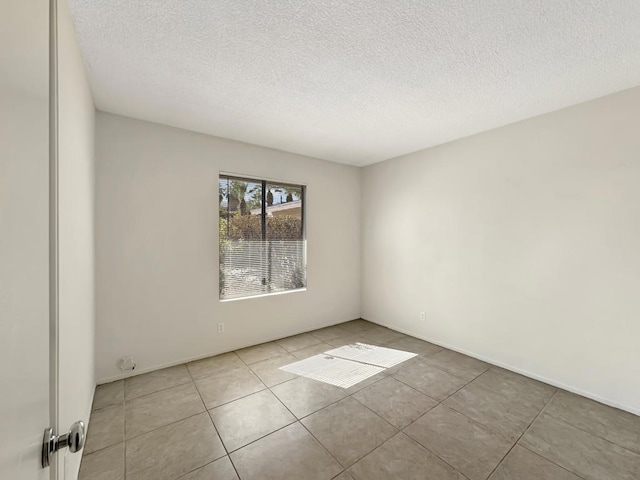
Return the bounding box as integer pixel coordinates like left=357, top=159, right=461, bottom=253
left=362, top=87, right=640, bottom=415
left=58, top=0, right=96, bottom=478
left=95, top=113, right=361, bottom=382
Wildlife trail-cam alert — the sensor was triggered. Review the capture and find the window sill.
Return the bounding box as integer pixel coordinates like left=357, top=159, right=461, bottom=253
left=219, top=288, right=307, bottom=303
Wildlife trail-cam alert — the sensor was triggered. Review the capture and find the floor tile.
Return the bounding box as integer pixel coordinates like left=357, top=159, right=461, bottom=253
left=271, top=376, right=347, bottom=418
left=353, top=376, right=437, bottom=428
left=520, top=412, right=640, bottom=480
left=333, top=472, right=356, bottom=480
left=126, top=412, right=225, bottom=480
left=310, top=325, right=352, bottom=342
left=177, top=456, right=239, bottom=480
left=471, top=367, right=556, bottom=410
left=544, top=390, right=640, bottom=454
left=359, top=327, right=406, bottom=345
left=84, top=404, right=124, bottom=454
left=342, top=371, right=388, bottom=395
left=93, top=380, right=124, bottom=410
left=385, top=336, right=443, bottom=357
left=392, top=357, right=468, bottom=401
left=125, top=382, right=205, bottom=438
left=230, top=422, right=342, bottom=480
left=209, top=389, right=296, bottom=452
left=383, top=354, right=422, bottom=376
left=234, top=342, right=288, bottom=365
left=340, top=319, right=376, bottom=332
left=247, top=353, right=298, bottom=387
left=489, top=445, right=581, bottom=480
left=302, top=397, right=397, bottom=467
left=404, top=405, right=513, bottom=480
left=195, top=365, right=264, bottom=409
left=79, top=442, right=124, bottom=480
left=124, top=365, right=192, bottom=400
left=425, top=350, right=490, bottom=381
left=292, top=342, right=333, bottom=360
left=276, top=332, right=323, bottom=352
left=186, top=351, right=244, bottom=380
left=444, top=381, right=543, bottom=441
left=325, top=334, right=377, bottom=348
left=349, top=433, right=465, bottom=480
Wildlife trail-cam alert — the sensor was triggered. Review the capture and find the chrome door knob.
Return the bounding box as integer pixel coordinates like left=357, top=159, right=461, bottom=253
left=60, top=421, right=85, bottom=453
left=42, top=420, right=86, bottom=468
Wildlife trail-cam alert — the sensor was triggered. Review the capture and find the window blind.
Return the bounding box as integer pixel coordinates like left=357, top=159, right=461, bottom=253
left=219, top=175, right=306, bottom=300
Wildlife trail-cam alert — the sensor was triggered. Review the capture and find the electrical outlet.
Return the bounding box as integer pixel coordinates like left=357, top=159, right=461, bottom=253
left=217, top=322, right=225, bottom=334
left=420, top=312, right=426, bottom=322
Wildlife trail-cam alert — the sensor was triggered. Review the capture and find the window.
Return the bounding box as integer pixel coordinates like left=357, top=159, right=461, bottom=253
left=218, top=174, right=306, bottom=300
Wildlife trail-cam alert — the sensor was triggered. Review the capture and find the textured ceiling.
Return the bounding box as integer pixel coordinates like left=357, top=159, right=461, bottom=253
left=69, top=1, right=640, bottom=166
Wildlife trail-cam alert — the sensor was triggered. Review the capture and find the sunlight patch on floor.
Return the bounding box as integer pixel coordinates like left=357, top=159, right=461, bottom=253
left=279, top=343, right=416, bottom=388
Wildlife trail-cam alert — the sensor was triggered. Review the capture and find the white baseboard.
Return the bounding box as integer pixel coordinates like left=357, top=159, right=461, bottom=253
left=96, top=319, right=359, bottom=384
left=97, top=316, right=639, bottom=417
left=364, top=317, right=640, bottom=417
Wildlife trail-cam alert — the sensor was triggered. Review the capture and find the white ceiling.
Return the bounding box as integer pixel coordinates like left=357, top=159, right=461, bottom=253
left=68, top=1, right=640, bottom=166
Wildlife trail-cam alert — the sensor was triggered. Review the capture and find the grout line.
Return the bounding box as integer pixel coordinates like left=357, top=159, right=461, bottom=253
left=276, top=340, right=326, bottom=354
left=278, top=384, right=349, bottom=422
left=185, top=361, right=243, bottom=480
left=81, top=440, right=125, bottom=457
left=349, top=367, right=439, bottom=405
left=394, top=359, right=571, bottom=455
left=398, top=434, right=472, bottom=477
left=394, top=350, right=492, bottom=384
left=172, top=366, right=223, bottom=480
left=517, top=444, right=588, bottom=480
left=541, top=404, right=640, bottom=456
left=251, top=349, right=347, bottom=470
left=430, top=367, right=540, bottom=438
left=258, top=370, right=346, bottom=469
left=124, top=378, right=194, bottom=402
left=197, top=357, right=244, bottom=480
left=227, top=454, right=242, bottom=480
left=345, top=372, right=388, bottom=396
left=205, top=410, right=232, bottom=458
left=216, top=350, right=300, bottom=456
left=255, top=358, right=404, bottom=473
left=224, top=341, right=334, bottom=474
left=538, top=407, right=640, bottom=456
left=173, top=458, right=216, bottom=480
left=106, top=383, right=275, bottom=451
left=185, top=365, right=225, bottom=454
left=309, top=329, right=351, bottom=342
left=331, top=471, right=350, bottom=480
left=124, top=375, right=193, bottom=402
left=340, top=396, right=401, bottom=463
left=224, top=420, right=298, bottom=455
left=463, top=364, right=559, bottom=400
left=124, top=410, right=208, bottom=443
left=484, top=389, right=560, bottom=479
left=298, top=419, right=348, bottom=470
left=189, top=366, right=271, bottom=413
left=393, top=364, right=488, bottom=478
left=235, top=346, right=277, bottom=391
left=243, top=351, right=296, bottom=365
left=201, top=385, right=266, bottom=411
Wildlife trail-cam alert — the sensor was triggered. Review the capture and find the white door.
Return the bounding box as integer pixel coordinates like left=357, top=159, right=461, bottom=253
left=1, top=1, right=58, bottom=479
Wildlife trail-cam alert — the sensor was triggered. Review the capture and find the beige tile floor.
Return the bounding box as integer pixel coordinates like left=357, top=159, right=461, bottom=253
left=79, top=320, right=640, bottom=480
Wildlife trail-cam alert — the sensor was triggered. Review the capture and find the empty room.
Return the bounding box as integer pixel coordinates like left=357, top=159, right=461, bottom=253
left=2, top=1, right=639, bottom=480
